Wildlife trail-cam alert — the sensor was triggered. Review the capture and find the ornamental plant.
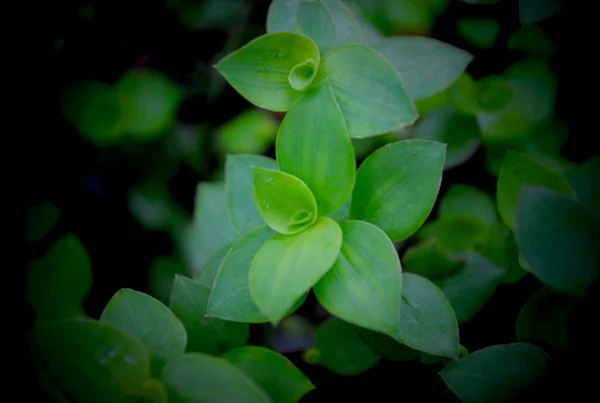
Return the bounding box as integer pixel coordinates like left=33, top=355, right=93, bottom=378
left=29, top=0, right=597, bottom=402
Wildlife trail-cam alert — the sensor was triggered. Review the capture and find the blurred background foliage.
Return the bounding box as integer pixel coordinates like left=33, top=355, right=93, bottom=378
left=23, top=0, right=592, bottom=401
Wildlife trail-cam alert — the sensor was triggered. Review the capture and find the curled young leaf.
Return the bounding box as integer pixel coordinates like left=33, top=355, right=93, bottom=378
left=215, top=32, right=320, bottom=111
left=351, top=140, right=446, bottom=242
left=253, top=167, right=318, bottom=235
left=314, top=44, right=418, bottom=137
left=276, top=83, right=355, bottom=215
left=373, top=37, right=473, bottom=101
left=314, top=220, right=402, bottom=338
left=288, top=59, right=318, bottom=91
left=250, top=217, right=342, bottom=324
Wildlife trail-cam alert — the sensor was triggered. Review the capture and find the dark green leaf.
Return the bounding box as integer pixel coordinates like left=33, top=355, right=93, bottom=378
left=314, top=220, right=402, bottom=338
left=26, top=202, right=60, bottom=243
left=435, top=253, right=507, bottom=323
left=253, top=167, right=318, bottom=234
left=418, top=215, right=490, bottom=254
left=27, top=233, right=92, bottom=319
left=351, top=140, right=446, bottom=242
left=100, top=289, right=187, bottom=376
left=414, top=105, right=480, bottom=170
left=482, top=222, right=526, bottom=284
left=373, top=37, right=473, bottom=100
left=520, top=0, right=562, bottom=26
left=439, top=184, right=498, bottom=227
left=508, top=26, right=555, bottom=55
left=397, top=273, right=460, bottom=359
left=457, top=18, right=500, bottom=50
left=515, top=186, right=600, bottom=298
left=148, top=255, right=186, bottom=305
left=402, top=238, right=462, bottom=279
left=216, top=32, right=320, bottom=111
left=170, top=276, right=249, bottom=355
left=476, top=75, right=513, bottom=112
left=564, top=166, right=600, bottom=211
left=305, top=317, right=380, bottom=376
left=161, top=353, right=271, bottom=402
left=357, top=327, right=420, bottom=362
left=497, top=150, right=575, bottom=230
left=276, top=83, right=355, bottom=214
left=447, top=72, right=479, bottom=116
left=223, top=346, right=315, bottom=403
left=34, top=318, right=151, bottom=403
left=441, top=343, right=551, bottom=403
left=250, top=217, right=342, bottom=324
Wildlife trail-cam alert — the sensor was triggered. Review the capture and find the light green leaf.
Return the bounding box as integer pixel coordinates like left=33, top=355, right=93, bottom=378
left=516, top=287, right=573, bottom=349
left=441, top=343, right=551, bottom=403
left=276, top=83, right=355, bottom=214
left=100, top=289, right=187, bottom=376
left=253, top=167, right=318, bottom=234
left=435, top=253, right=507, bottom=323
left=193, top=182, right=239, bottom=262
left=351, top=140, right=446, bottom=242
left=170, top=276, right=249, bottom=355
left=314, top=44, right=417, bottom=137
left=161, top=354, right=272, bottom=403
left=515, top=186, right=600, bottom=298
left=457, top=18, right=500, bottom=50
left=520, top=0, right=562, bottom=26
left=148, top=255, right=186, bottom=305
left=497, top=150, right=576, bottom=230
left=402, top=238, right=461, bottom=279
left=397, top=273, right=460, bottom=359
left=250, top=217, right=342, bottom=324
left=476, top=75, right=513, bottom=112
left=194, top=244, right=231, bottom=287
left=414, top=105, right=480, bottom=170
left=27, top=233, right=92, bottom=319
left=439, top=184, right=498, bottom=227
left=215, top=32, right=320, bottom=111
left=304, top=317, right=381, bottom=376
left=207, top=226, right=275, bottom=323
left=34, top=318, right=151, bottom=403
left=223, top=346, right=315, bottom=403
left=314, top=220, right=402, bottom=338
left=217, top=109, right=278, bottom=155
left=26, top=202, right=60, bottom=243
left=356, top=327, right=420, bottom=362
left=564, top=166, right=600, bottom=211
left=373, top=36, right=473, bottom=100
left=288, top=59, right=318, bottom=90
left=482, top=222, right=525, bottom=284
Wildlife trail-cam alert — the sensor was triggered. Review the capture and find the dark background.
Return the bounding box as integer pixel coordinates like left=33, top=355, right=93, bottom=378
left=17, top=0, right=596, bottom=401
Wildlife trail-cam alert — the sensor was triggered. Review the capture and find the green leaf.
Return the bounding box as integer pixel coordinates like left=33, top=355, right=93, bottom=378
left=435, top=253, right=507, bottom=323
left=328, top=193, right=352, bottom=222
left=276, top=83, right=355, bottom=214
left=564, top=166, right=600, bottom=211
left=497, top=150, right=576, bottom=230
left=508, top=26, right=555, bottom=55
left=520, top=0, right=562, bottom=26
left=457, top=18, right=500, bottom=50
left=27, top=233, right=92, bottom=319
left=415, top=89, right=450, bottom=117
left=305, top=318, right=381, bottom=376
left=170, top=276, right=249, bottom=355
left=351, top=140, right=446, bottom=242
left=100, top=289, right=187, bottom=376
left=515, top=186, right=600, bottom=298
left=148, top=255, right=186, bottom=305
left=314, top=44, right=417, bottom=137
left=441, top=343, right=551, bottom=403
left=194, top=244, right=231, bottom=287
left=34, top=318, right=151, bottom=403
left=193, top=182, right=239, bottom=262
left=439, top=184, right=498, bottom=227
left=402, top=238, right=462, bottom=279
left=288, top=59, right=318, bottom=90
left=314, top=220, right=402, bottom=337
left=253, top=167, right=318, bottom=235
left=419, top=215, right=490, bottom=254
left=516, top=287, right=573, bottom=349
left=482, top=222, right=526, bottom=284
left=161, top=353, right=271, bottom=403
left=356, top=327, right=420, bottom=362
left=397, top=273, right=460, bottom=359
left=217, top=109, right=278, bottom=155
left=26, top=202, right=60, bottom=243
left=414, top=105, right=480, bottom=170
left=373, top=36, right=473, bottom=101
left=476, top=75, right=513, bottom=112
left=267, top=0, right=361, bottom=54
left=447, top=72, right=479, bottom=116
left=250, top=217, right=342, bottom=324
left=223, top=346, right=315, bottom=403
left=215, top=32, right=320, bottom=112
left=207, top=225, right=275, bottom=323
